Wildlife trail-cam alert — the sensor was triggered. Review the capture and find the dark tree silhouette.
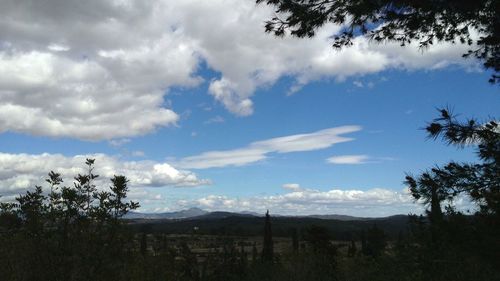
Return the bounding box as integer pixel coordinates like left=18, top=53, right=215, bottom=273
left=0, top=159, right=140, bottom=281
left=256, top=0, right=500, bottom=83
left=406, top=109, right=499, bottom=218
left=261, top=210, right=274, bottom=263
left=302, top=225, right=338, bottom=280
left=365, top=224, right=387, bottom=258
left=403, top=109, right=500, bottom=279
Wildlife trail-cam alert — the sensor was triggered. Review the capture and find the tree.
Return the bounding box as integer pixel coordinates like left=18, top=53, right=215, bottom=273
left=364, top=224, right=386, bottom=258
left=405, top=109, right=500, bottom=278
left=256, top=0, right=500, bottom=83
left=302, top=225, right=338, bottom=280
left=261, top=210, right=274, bottom=263
left=0, top=159, right=140, bottom=280
left=406, top=109, right=499, bottom=219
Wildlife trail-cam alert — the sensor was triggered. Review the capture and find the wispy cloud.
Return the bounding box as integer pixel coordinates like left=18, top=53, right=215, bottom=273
left=131, top=150, right=145, bottom=157
left=204, top=116, right=225, bottom=124
left=326, top=155, right=370, bottom=165
left=176, top=126, right=361, bottom=169
left=326, top=155, right=395, bottom=165
left=108, top=138, right=131, bottom=148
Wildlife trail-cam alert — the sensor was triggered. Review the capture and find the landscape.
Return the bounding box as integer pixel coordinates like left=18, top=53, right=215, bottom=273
left=0, top=0, right=499, bottom=281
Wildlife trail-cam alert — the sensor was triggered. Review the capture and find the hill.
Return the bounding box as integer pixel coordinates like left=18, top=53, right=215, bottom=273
left=126, top=210, right=410, bottom=240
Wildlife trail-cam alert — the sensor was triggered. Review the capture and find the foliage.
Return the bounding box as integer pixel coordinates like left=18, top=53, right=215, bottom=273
left=0, top=159, right=139, bottom=281
left=403, top=109, right=500, bottom=280
left=406, top=109, right=499, bottom=219
left=361, top=224, right=386, bottom=258
left=256, top=0, right=500, bottom=83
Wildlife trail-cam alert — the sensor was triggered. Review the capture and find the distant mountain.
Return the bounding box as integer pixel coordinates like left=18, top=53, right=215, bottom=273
left=125, top=207, right=208, bottom=219
left=306, top=214, right=365, bottom=221
left=125, top=208, right=407, bottom=223
left=239, top=211, right=263, bottom=217
left=190, top=211, right=257, bottom=220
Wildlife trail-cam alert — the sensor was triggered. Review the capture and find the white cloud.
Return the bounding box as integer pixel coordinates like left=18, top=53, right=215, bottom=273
left=131, top=150, right=145, bottom=157
left=109, top=138, right=131, bottom=148
left=176, top=126, right=361, bottom=169
left=0, top=0, right=478, bottom=139
left=353, top=81, right=364, bottom=88
left=253, top=126, right=359, bottom=153
left=0, top=0, right=199, bottom=140
left=178, top=0, right=477, bottom=114
left=177, top=187, right=418, bottom=217
left=177, top=147, right=268, bottom=169
left=0, top=152, right=210, bottom=197
left=204, top=115, right=225, bottom=125
left=327, top=155, right=370, bottom=165
left=326, top=155, right=396, bottom=165
left=47, top=44, right=70, bottom=52
left=282, top=183, right=302, bottom=191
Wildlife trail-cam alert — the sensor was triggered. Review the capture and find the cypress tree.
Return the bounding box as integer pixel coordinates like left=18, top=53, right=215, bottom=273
left=261, top=210, right=273, bottom=263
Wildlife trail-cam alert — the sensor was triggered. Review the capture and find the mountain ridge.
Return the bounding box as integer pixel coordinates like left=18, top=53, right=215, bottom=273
left=125, top=208, right=405, bottom=221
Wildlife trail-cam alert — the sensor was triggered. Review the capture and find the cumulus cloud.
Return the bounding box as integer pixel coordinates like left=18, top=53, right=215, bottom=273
left=0, top=0, right=199, bottom=140
left=0, top=152, right=210, bottom=197
left=0, top=0, right=477, bottom=139
left=176, top=126, right=361, bottom=169
left=183, top=1, right=474, bottom=113
left=177, top=187, right=418, bottom=217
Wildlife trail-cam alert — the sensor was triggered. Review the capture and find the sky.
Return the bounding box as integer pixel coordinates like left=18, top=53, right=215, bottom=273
left=0, top=0, right=498, bottom=217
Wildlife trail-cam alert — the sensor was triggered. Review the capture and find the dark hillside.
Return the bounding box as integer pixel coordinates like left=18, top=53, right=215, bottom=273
left=127, top=214, right=410, bottom=240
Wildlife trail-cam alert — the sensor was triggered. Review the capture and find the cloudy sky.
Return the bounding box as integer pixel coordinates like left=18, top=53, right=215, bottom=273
left=0, top=0, right=498, bottom=216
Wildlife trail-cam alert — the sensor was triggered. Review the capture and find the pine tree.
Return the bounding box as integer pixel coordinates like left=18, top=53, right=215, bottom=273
left=256, top=0, right=500, bottom=83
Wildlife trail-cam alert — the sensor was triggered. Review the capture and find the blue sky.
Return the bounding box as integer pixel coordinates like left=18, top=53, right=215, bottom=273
left=0, top=0, right=498, bottom=216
